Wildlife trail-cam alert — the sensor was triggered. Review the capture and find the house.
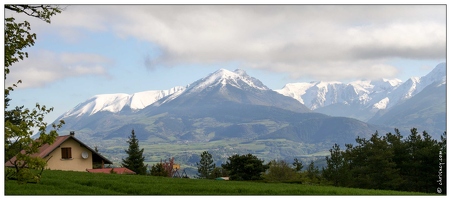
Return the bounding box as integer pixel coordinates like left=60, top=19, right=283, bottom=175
left=86, top=167, right=136, bottom=175
left=5, top=131, right=113, bottom=172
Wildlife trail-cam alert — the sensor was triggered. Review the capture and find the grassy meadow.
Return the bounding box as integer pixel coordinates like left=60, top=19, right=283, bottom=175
left=5, top=170, right=430, bottom=195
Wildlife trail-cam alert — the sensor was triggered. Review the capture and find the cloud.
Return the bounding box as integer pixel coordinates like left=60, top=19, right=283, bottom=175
left=6, top=51, right=111, bottom=88
left=17, top=5, right=446, bottom=81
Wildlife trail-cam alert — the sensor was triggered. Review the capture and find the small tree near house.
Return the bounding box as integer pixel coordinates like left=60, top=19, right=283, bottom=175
left=121, top=129, right=147, bottom=175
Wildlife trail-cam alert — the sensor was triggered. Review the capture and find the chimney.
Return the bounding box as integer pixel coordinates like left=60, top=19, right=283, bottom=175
left=70, top=131, right=75, bottom=136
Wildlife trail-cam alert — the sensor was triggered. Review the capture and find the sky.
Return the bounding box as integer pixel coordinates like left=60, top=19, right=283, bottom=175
left=3, top=3, right=447, bottom=127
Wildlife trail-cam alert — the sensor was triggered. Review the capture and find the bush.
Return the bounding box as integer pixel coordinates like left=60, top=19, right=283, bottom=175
left=222, top=153, right=268, bottom=181
left=149, top=163, right=170, bottom=177
left=263, top=160, right=299, bottom=183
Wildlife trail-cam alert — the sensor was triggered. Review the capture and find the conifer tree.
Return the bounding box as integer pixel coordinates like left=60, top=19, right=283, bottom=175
left=322, top=128, right=446, bottom=193
left=306, top=160, right=320, bottom=184
left=323, top=143, right=346, bottom=186
left=121, top=129, right=147, bottom=175
left=196, top=151, right=215, bottom=179
left=292, top=158, right=304, bottom=172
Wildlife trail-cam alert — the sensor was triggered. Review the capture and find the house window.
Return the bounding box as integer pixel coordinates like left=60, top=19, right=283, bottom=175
left=61, top=147, right=72, bottom=159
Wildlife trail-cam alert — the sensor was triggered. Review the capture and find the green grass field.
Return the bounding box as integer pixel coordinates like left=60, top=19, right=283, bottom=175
left=5, top=170, right=430, bottom=195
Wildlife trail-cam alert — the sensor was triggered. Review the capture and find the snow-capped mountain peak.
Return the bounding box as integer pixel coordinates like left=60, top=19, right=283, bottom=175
left=419, top=62, right=446, bottom=87
left=276, top=62, right=446, bottom=122
left=73, top=93, right=130, bottom=117
left=274, top=82, right=315, bottom=104
left=369, top=78, right=403, bottom=90
left=60, top=69, right=275, bottom=119
left=189, top=68, right=269, bottom=93
left=57, top=63, right=445, bottom=124
left=59, top=86, right=185, bottom=119
left=150, top=68, right=311, bottom=113
left=276, top=78, right=410, bottom=114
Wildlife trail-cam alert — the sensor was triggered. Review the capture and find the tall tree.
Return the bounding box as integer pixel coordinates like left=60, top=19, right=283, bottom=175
left=196, top=151, right=215, bottom=179
left=364, top=132, right=401, bottom=190
left=4, top=4, right=64, bottom=183
left=121, top=129, right=147, bottom=175
left=384, top=129, right=408, bottom=190
left=404, top=129, right=442, bottom=193
left=322, top=143, right=346, bottom=186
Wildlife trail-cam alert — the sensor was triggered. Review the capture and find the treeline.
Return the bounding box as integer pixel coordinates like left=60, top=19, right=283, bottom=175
left=322, top=128, right=446, bottom=194
left=151, top=150, right=324, bottom=184
left=132, top=128, right=446, bottom=194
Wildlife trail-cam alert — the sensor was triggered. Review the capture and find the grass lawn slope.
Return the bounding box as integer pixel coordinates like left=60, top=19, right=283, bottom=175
left=5, top=170, right=431, bottom=195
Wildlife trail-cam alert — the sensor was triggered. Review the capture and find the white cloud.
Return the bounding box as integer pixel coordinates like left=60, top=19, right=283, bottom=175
left=6, top=51, right=111, bottom=88
left=14, top=5, right=446, bottom=81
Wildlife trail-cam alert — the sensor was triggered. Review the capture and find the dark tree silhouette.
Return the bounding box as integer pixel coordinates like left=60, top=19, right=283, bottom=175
left=196, top=151, right=215, bottom=179
left=222, top=153, right=268, bottom=181
left=121, top=129, right=147, bottom=175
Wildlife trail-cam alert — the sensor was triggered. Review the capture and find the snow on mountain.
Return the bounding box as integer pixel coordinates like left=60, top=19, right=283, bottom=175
left=389, top=77, right=420, bottom=102
left=189, top=68, right=269, bottom=93
left=60, top=68, right=276, bottom=118
left=373, top=97, right=390, bottom=110
left=60, top=86, right=185, bottom=118
left=129, top=87, right=185, bottom=109
left=386, top=63, right=445, bottom=104
left=276, top=79, right=401, bottom=111
left=155, top=68, right=272, bottom=106
left=415, top=62, right=446, bottom=92
left=148, top=68, right=311, bottom=113
left=275, top=82, right=315, bottom=104
left=276, top=62, right=445, bottom=121
left=58, top=63, right=445, bottom=123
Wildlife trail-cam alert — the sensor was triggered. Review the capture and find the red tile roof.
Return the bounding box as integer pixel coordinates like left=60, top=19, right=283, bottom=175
left=86, top=167, right=136, bottom=174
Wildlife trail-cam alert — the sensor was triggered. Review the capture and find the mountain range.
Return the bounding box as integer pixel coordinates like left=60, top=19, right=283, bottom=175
left=276, top=63, right=446, bottom=122
left=51, top=63, right=446, bottom=169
